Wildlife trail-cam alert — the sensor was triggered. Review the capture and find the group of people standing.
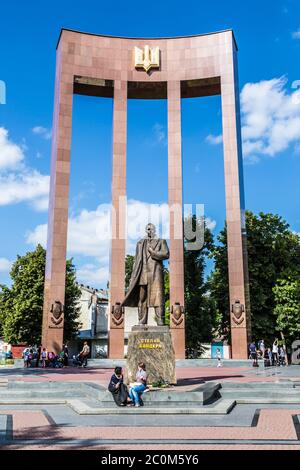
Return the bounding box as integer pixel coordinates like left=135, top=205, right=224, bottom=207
left=22, top=344, right=69, bottom=368
left=108, top=362, right=148, bottom=407
left=249, top=338, right=287, bottom=367
left=22, top=342, right=91, bottom=369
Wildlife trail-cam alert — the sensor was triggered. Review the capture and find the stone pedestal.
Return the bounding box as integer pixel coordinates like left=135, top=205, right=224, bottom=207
left=126, top=326, right=176, bottom=384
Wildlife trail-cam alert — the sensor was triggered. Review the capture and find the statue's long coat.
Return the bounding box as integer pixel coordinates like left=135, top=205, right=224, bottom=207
left=122, top=238, right=169, bottom=308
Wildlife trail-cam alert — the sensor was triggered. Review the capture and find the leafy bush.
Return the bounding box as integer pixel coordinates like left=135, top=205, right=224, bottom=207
left=151, top=379, right=169, bottom=388
left=0, top=358, right=14, bottom=365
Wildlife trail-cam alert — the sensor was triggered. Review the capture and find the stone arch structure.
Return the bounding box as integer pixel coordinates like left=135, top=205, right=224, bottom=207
left=42, top=29, right=251, bottom=359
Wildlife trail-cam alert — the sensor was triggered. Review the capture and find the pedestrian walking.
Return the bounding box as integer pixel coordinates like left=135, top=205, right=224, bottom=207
left=216, top=348, right=222, bottom=367
left=272, top=339, right=279, bottom=366
left=249, top=341, right=258, bottom=367
left=79, top=341, right=90, bottom=368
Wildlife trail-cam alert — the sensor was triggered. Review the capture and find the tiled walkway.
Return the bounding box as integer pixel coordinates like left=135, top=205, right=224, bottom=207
left=1, top=405, right=300, bottom=449
left=1, top=365, right=300, bottom=450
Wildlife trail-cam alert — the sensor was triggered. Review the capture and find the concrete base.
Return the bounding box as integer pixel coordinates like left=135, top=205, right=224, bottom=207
left=68, top=398, right=235, bottom=415
left=83, top=358, right=265, bottom=369
left=175, top=359, right=266, bottom=368
left=2, top=379, right=300, bottom=416
left=0, top=380, right=233, bottom=415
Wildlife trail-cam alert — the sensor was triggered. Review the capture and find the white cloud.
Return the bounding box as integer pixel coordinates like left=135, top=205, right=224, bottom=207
left=0, top=258, right=12, bottom=273
left=31, top=196, right=49, bottom=211
left=205, top=78, right=300, bottom=163
left=26, top=200, right=168, bottom=286
left=26, top=200, right=216, bottom=286
left=26, top=223, right=47, bottom=247
left=153, top=123, right=167, bottom=146
left=241, top=77, right=300, bottom=161
left=76, top=264, right=109, bottom=286
left=26, top=200, right=170, bottom=257
left=0, top=171, right=49, bottom=209
left=205, top=134, right=223, bottom=145
left=0, top=128, right=24, bottom=170
left=26, top=210, right=111, bottom=287
left=205, top=217, right=217, bottom=231
left=0, top=127, right=50, bottom=211
left=126, top=199, right=170, bottom=245
left=292, top=29, right=300, bottom=39
left=32, top=126, right=52, bottom=140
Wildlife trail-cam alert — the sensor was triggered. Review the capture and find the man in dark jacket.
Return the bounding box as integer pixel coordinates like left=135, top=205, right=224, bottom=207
left=122, top=223, right=169, bottom=325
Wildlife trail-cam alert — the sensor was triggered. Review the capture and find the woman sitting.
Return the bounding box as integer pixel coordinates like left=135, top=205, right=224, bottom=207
left=108, top=367, right=130, bottom=407
left=129, top=362, right=148, bottom=407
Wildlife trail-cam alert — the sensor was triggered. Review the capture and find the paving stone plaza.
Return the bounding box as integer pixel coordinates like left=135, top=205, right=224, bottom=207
left=1, top=362, right=300, bottom=450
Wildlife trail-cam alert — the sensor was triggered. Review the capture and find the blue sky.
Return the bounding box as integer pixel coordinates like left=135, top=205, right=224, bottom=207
left=0, top=0, right=300, bottom=287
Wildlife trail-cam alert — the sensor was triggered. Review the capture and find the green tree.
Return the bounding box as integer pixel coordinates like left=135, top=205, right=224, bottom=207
left=164, top=267, right=170, bottom=326
left=273, top=272, right=300, bottom=344
left=0, top=284, right=13, bottom=338
left=184, top=216, right=217, bottom=357
left=210, top=212, right=300, bottom=344
left=125, top=254, right=135, bottom=290
left=63, top=259, right=82, bottom=341
left=0, top=245, right=81, bottom=345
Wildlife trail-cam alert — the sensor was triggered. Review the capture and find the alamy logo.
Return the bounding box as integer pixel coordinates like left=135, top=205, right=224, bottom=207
left=0, top=80, right=6, bottom=104
left=291, top=340, right=300, bottom=364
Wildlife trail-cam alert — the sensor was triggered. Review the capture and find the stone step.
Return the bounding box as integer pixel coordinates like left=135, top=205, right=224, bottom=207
left=67, top=398, right=236, bottom=415
left=0, top=383, right=221, bottom=407
left=0, top=389, right=86, bottom=399
left=236, top=397, right=300, bottom=404
left=220, top=381, right=296, bottom=389
left=221, top=385, right=300, bottom=392
left=221, top=390, right=300, bottom=398
left=8, top=381, right=88, bottom=390
left=0, top=398, right=66, bottom=405
left=176, top=359, right=265, bottom=368
left=0, top=415, right=7, bottom=441
left=84, top=359, right=126, bottom=369
left=83, top=382, right=220, bottom=405
left=0, top=394, right=235, bottom=414
left=85, top=358, right=265, bottom=369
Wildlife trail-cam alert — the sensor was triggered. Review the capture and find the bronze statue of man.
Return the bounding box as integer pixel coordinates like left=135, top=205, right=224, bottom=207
left=122, top=223, right=169, bottom=326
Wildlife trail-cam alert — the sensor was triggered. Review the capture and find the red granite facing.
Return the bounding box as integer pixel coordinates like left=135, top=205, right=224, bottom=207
left=43, top=29, right=250, bottom=359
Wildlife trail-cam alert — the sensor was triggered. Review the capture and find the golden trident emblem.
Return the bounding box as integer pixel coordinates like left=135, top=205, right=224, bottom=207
left=134, top=45, right=160, bottom=73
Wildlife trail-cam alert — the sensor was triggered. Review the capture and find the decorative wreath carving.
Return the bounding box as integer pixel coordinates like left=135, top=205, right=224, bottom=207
left=111, top=302, right=124, bottom=326
left=231, top=300, right=245, bottom=325
left=50, top=300, right=64, bottom=327
left=171, top=302, right=184, bottom=326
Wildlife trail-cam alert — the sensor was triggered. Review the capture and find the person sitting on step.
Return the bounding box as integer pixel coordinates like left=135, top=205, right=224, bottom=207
left=108, top=366, right=131, bottom=407
left=129, top=362, right=148, bottom=407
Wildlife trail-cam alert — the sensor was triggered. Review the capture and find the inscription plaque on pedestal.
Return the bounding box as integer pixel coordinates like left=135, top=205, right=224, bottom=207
left=126, top=326, right=176, bottom=384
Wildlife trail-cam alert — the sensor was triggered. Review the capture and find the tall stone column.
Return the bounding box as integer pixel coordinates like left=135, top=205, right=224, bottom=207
left=220, top=36, right=251, bottom=358
left=167, top=80, right=185, bottom=359
left=108, top=80, right=127, bottom=358
left=42, top=42, right=73, bottom=353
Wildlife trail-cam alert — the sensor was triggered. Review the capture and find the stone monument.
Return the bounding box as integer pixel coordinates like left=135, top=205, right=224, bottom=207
left=123, top=224, right=176, bottom=384
left=42, top=29, right=251, bottom=359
